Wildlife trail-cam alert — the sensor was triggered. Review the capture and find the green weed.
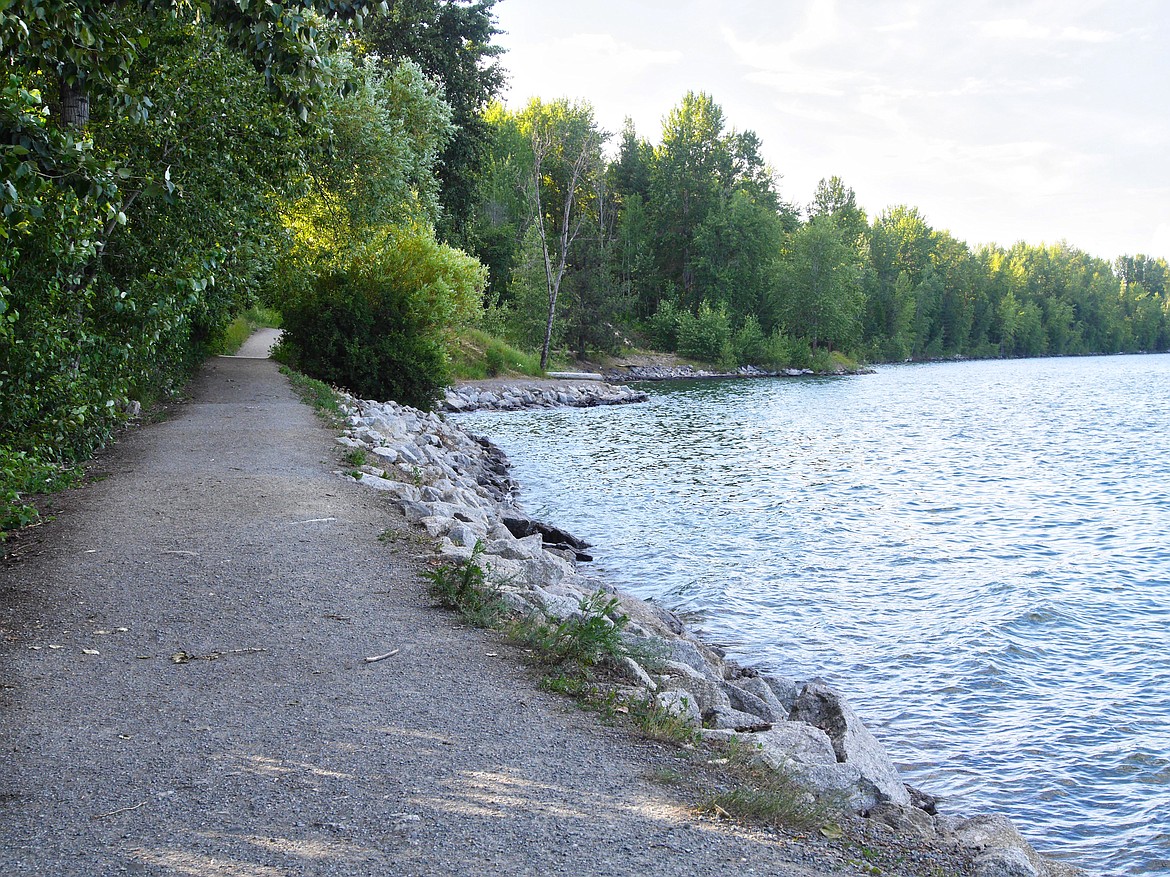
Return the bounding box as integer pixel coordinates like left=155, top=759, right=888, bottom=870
left=1, top=449, right=78, bottom=539
left=647, top=767, right=687, bottom=787
left=700, top=738, right=830, bottom=829
left=423, top=541, right=505, bottom=627
left=450, top=329, right=543, bottom=380
left=539, top=673, right=591, bottom=698
left=628, top=695, right=702, bottom=746
left=519, top=590, right=629, bottom=670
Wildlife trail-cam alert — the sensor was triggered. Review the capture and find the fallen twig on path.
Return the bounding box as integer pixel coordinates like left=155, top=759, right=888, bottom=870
left=364, top=649, right=400, bottom=664
left=92, top=801, right=146, bottom=820
left=170, top=648, right=266, bottom=664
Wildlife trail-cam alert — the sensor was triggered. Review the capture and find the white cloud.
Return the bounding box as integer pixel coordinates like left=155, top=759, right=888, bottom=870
left=873, top=18, right=919, bottom=34
left=743, top=69, right=851, bottom=98
left=978, top=18, right=1119, bottom=43
left=506, top=32, right=681, bottom=90
left=767, top=97, right=847, bottom=126
left=1148, top=224, right=1170, bottom=260
left=547, top=33, right=682, bottom=73
left=1058, top=25, right=1120, bottom=43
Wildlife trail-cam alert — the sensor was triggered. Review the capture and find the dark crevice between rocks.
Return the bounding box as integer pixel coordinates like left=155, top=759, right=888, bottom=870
left=502, top=515, right=593, bottom=562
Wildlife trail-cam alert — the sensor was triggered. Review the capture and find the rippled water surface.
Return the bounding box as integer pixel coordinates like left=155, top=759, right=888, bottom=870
left=458, top=355, right=1170, bottom=876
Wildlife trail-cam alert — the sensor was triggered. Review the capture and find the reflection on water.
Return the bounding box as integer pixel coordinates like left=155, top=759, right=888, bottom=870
left=459, top=354, right=1170, bottom=876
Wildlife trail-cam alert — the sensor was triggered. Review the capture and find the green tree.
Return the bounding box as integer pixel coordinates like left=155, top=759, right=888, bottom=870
left=1, top=13, right=321, bottom=465
left=808, top=176, right=867, bottom=248
left=282, top=54, right=452, bottom=257
left=272, top=39, right=479, bottom=407
left=607, top=118, right=656, bottom=317
left=562, top=171, right=630, bottom=359
left=364, top=0, right=504, bottom=245
left=774, top=215, right=863, bottom=351
left=693, top=189, right=784, bottom=328
left=648, top=91, right=788, bottom=317
left=468, top=101, right=529, bottom=309
left=649, top=91, right=733, bottom=311
left=1, top=0, right=388, bottom=127
left=609, top=117, right=652, bottom=204
left=514, top=98, right=604, bottom=370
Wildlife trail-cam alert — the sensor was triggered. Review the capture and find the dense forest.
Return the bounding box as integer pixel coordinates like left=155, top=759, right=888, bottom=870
left=2, top=0, right=1168, bottom=533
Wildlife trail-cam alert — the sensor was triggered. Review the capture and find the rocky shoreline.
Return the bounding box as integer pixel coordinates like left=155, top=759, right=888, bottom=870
left=602, top=363, right=876, bottom=381
left=335, top=386, right=1084, bottom=877
left=438, top=362, right=879, bottom=413
left=440, top=381, right=648, bottom=413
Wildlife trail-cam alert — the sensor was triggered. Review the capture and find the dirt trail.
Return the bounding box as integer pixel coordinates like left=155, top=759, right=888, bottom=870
left=0, top=354, right=841, bottom=876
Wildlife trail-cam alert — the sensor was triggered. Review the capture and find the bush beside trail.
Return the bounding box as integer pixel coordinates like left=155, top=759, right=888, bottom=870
left=277, top=227, right=485, bottom=411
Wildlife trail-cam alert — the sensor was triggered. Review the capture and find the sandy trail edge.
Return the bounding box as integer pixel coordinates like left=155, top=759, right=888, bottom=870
left=0, top=355, right=843, bottom=877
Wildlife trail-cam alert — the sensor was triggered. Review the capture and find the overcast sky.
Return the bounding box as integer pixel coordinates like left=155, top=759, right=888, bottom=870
left=493, top=0, right=1169, bottom=263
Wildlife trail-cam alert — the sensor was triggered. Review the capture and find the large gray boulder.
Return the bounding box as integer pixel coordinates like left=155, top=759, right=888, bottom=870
left=707, top=707, right=771, bottom=731
left=655, top=661, right=731, bottom=715
left=664, top=638, right=724, bottom=678
left=946, top=815, right=1085, bottom=877
left=754, top=722, right=838, bottom=769
left=722, top=680, right=781, bottom=722
left=760, top=674, right=800, bottom=713
left=753, top=723, right=871, bottom=809
left=737, top=674, right=795, bottom=718
left=789, top=683, right=911, bottom=808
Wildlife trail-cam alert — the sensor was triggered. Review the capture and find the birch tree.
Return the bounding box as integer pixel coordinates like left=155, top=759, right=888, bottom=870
left=517, top=99, right=603, bottom=370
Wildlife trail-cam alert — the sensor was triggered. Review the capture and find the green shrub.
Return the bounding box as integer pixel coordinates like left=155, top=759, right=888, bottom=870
left=279, top=226, right=485, bottom=409
left=647, top=299, right=682, bottom=351
left=483, top=343, right=508, bottom=377
left=677, top=301, right=732, bottom=366
left=732, top=315, right=768, bottom=365
left=809, top=346, right=836, bottom=373
left=781, top=336, right=815, bottom=369
left=0, top=448, right=78, bottom=537
left=762, top=330, right=794, bottom=367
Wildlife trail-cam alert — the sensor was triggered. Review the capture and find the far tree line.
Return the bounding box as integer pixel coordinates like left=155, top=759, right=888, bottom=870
left=464, top=92, right=1169, bottom=372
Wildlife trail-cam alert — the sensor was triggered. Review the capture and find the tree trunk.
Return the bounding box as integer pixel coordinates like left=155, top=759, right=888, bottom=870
left=57, top=78, right=90, bottom=128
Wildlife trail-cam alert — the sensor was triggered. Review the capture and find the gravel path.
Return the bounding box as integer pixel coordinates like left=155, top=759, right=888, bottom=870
left=0, top=355, right=847, bottom=877
left=235, top=327, right=283, bottom=358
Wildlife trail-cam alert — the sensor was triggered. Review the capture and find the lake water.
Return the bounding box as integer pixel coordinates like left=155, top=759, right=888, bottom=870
left=457, top=355, right=1170, bottom=876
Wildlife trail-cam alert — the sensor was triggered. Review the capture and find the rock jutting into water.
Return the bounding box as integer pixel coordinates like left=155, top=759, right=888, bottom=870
left=334, top=390, right=1084, bottom=877
left=440, top=382, right=648, bottom=413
